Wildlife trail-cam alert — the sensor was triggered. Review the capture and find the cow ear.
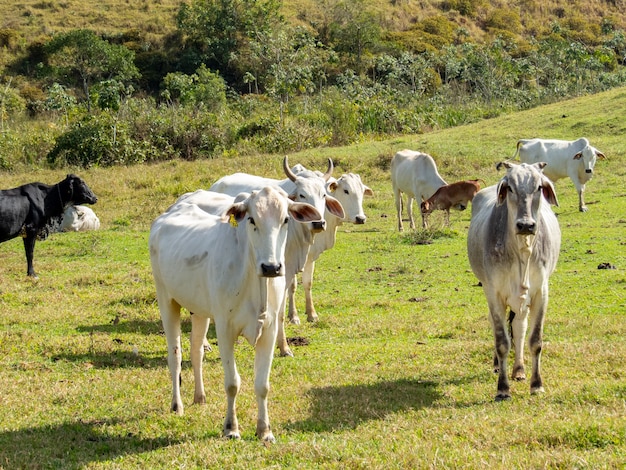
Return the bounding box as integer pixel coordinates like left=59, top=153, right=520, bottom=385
left=225, top=203, right=248, bottom=223
left=541, top=178, right=559, bottom=207
left=496, top=179, right=508, bottom=206
left=288, top=202, right=323, bottom=223
left=327, top=181, right=338, bottom=193
left=364, top=185, right=374, bottom=196
left=325, top=194, right=345, bottom=219
left=573, top=152, right=583, bottom=160
left=596, top=152, right=607, bottom=160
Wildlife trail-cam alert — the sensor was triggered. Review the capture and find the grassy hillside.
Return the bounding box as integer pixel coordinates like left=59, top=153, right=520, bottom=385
left=0, top=87, right=624, bottom=468
left=2, top=0, right=625, bottom=45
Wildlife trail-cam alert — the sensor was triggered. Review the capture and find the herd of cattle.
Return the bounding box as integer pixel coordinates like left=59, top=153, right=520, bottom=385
left=0, top=137, right=605, bottom=441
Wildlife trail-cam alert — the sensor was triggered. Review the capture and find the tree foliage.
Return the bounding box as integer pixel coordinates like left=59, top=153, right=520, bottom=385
left=44, top=29, right=139, bottom=111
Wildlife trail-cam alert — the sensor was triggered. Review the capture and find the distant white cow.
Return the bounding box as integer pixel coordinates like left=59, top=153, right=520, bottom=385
left=287, top=168, right=373, bottom=324
left=149, top=187, right=322, bottom=441
left=467, top=162, right=561, bottom=401
left=509, top=137, right=606, bottom=212
left=391, top=149, right=447, bottom=230
left=60, top=205, right=100, bottom=232
left=209, top=157, right=345, bottom=357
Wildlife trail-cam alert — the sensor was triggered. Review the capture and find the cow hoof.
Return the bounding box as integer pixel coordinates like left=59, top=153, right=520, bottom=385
left=289, top=317, right=301, bottom=325
left=193, top=393, right=206, bottom=405
left=260, top=432, right=276, bottom=444
left=307, top=314, right=319, bottom=323
left=224, top=431, right=241, bottom=440
left=580, top=206, right=588, bottom=212
left=495, top=393, right=511, bottom=402
left=171, top=402, right=184, bottom=415
left=278, top=348, right=294, bottom=358
left=530, top=386, right=545, bottom=395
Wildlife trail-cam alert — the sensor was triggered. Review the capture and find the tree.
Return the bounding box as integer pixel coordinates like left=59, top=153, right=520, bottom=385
left=44, top=29, right=139, bottom=112
left=176, top=0, right=282, bottom=87
left=161, top=64, right=226, bottom=111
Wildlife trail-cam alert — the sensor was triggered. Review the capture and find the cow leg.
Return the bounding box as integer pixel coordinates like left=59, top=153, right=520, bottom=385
left=407, top=196, right=416, bottom=229
left=215, top=321, right=241, bottom=439
left=23, top=235, right=37, bottom=278
left=287, top=275, right=301, bottom=325
left=528, top=291, right=548, bottom=394
left=190, top=313, right=210, bottom=405
left=578, top=185, right=587, bottom=212
left=394, top=190, right=404, bottom=232
left=302, top=259, right=318, bottom=322
left=159, top=297, right=184, bottom=415
left=444, top=209, right=450, bottom=227
left=510, top=310, right=527, bottom=381
left=253, top=315, right=278, bottom=442
left=488, top=299, right=511, bottom=401
left=276, top=291, right=293, bottom=357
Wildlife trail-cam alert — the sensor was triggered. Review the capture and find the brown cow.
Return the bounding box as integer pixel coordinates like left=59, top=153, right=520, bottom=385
left=420, top=179, right=483, bottom=227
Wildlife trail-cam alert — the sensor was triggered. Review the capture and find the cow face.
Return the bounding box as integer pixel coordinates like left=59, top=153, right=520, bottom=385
left=226, top=187, right=322, bottom=278
left=328, top=174, right=372, bottom=224
left=573, top=145, right=605, bottom=177
left=497, top=163, right=558, bottom=236
left=65, top=174, right=98, bottom=205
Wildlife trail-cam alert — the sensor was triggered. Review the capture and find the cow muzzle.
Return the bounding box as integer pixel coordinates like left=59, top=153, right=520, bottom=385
left=261, top=263, right=283, bottom=277
left=354, top=216, right=366, bottom=225
left=516, top=220, right=536, bottom=235
left=311, top=221, right=326, bottom=233
left=585, top=169, right=592, bottom=174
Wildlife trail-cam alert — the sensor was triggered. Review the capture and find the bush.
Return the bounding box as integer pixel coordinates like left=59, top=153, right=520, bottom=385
left=485, top=9, right=522, bottom=34
left=47, top=113, right=145, bottom=167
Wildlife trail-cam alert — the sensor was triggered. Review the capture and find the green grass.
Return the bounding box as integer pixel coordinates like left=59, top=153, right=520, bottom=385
left=0, top=87, right=625, bottom=468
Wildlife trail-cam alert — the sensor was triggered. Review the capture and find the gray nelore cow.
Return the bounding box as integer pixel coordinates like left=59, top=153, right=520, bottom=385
left=467, top=162, right=561, bottom=401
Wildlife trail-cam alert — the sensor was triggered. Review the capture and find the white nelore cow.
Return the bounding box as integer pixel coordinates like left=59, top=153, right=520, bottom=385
left=467, top=162, right=561, bottom=401
left=149, top=187, right=322, bottom=442
left=209, top=157, right=345, bottom=357
left=391, top=149, right=447, bottom=230
left=60, top=205, right=100, bottom=232
left=509, top=137, right=606, bottom=212
left=287, top=167, right=373, bottom=324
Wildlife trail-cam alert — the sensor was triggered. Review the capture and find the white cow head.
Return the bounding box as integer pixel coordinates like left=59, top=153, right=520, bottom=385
left=327, top=173, right=373, bottom=224
left=282, top=156, right=344, bottom=233
left=573, top=144, right=606, bottom=176
left=225, top=186, right=322, bottom=277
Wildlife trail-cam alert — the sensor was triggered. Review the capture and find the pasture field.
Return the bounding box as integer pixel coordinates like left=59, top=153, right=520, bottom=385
left=0, top=88, right=625, bottom=469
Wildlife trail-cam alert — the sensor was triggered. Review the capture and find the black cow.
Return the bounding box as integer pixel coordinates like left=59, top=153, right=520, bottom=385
left=0, top=174, right=98, bottom=277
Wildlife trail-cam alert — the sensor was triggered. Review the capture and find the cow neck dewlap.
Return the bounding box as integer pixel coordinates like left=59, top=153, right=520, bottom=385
left=244, top=277, right=270, bottom=347
left=516, top=234, right=535, bottom=315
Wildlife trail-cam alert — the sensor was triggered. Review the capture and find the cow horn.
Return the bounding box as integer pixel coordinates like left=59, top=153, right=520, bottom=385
left=283, top=156, right=297, bottom=182
left=322, top=158, right=334, bottom=182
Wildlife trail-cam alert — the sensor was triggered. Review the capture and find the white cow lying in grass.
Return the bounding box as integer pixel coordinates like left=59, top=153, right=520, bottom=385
left=60, top=205, right=100, bottom=231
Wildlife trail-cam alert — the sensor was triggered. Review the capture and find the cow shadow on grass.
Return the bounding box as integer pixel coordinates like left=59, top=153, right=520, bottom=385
left=0, top=418, right=181, bottom=469
left=57, top=321, right=219, bottom=370
left=287, top=378, right=441, bottom=433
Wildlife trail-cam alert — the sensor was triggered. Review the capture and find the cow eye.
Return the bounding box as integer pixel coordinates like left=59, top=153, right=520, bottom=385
left=343, top=189, right=349, bottom=195
left=248, top=217, right=256, bottom=226
left=284, top=217, right=289, bottom=225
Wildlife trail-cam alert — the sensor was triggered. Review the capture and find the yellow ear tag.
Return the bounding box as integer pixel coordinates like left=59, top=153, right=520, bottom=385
left=229, top=213, right=238, bottom=227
